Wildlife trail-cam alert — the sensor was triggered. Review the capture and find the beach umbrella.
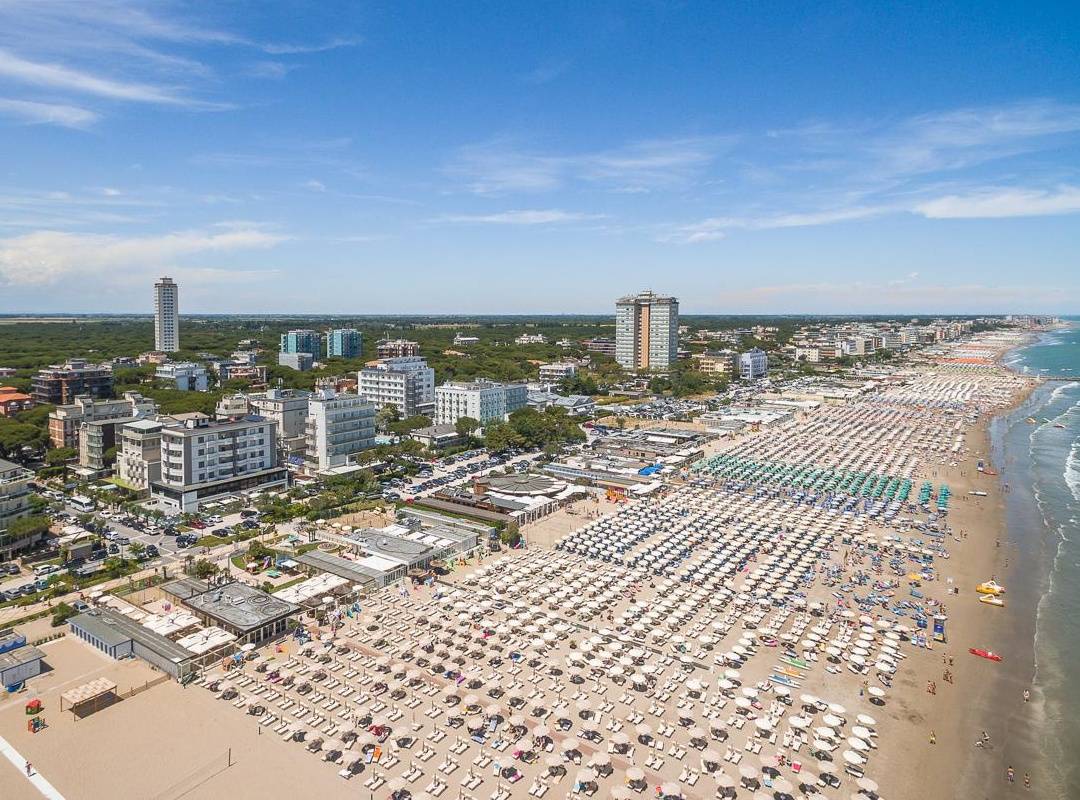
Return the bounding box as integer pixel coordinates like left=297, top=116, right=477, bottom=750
left=857, top=776, right=879, bottom=793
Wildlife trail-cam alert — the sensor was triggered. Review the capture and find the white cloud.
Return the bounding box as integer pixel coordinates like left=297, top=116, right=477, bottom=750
left=662, top=206, right=887, bottom=243
left=303, top=179, right=327, bottom=192
left=0, top=47, right=207, bottom=106
left=0, top=225, right=288, bottom=285
left=447, top=136, right=732, bottom=194
left=432, top=209, right=604, bottom=225
left=915, top=185, right=1080, bottom=219
left=261, top=37, right=361, bottom=55
left=0, top=97, right=99, bottom=128
left=243, top=61, right=295, bottom=80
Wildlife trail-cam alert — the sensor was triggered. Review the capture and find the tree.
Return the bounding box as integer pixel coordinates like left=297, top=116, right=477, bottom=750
left=103, top=446, right=117, bottom=466
left=193, top=559, right=219, bottom=579
left=376, top=404, right=401, bottom=432
left=455, top=416, right=480, bottom=439
left=484, top=421, right=525, bottom=453
left=51, top=602, right=78, bottom=627
left=45, top=447, right=78, bottom=466
left=129, top=541, right=146, bottom=560
left=0, top=419, right=49, bottom=458
left=6, top=515, right=50, bottom=539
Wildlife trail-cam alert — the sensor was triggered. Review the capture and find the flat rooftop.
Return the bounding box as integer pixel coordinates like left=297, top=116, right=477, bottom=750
left=0, top=643, right=44, bottom=672
left=70, top=608, right=194, bottom=663
left=296, top=550, right=382, bottom=586
left=181, top=582, right=300, bottom=633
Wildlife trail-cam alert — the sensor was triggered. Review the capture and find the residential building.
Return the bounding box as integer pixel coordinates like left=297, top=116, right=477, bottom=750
left=117, top=419, right=163, bottom=489
left=278, top=352, right=314, bottom=371
left=527, top=391, right=596, bottom=415
left=376, top=339, right=420, bottom=359
left=48, top=392, right=157, bottom=449
left=154, top=276, right=180, bottom=352
left=583, top=337, right=617, bottom=357
left=538, top=362, right=577, bottom=382
left=408, top=424, right=465, bottom=450
left=249, top=388, right=311, bottom=460
left=155, top=362, right=209, bottom=392
left=279, top=329, right=322, bottom=356
left=230, top=350, right=259, bottom=365
left=214, top=394, right=250, bottom=420
left=434, top=380, right=528, bottom=426
left=0, top=387, right=33, bottom=417
left=0, top=367, right=16, bottom=378
left=0, top=457, right=35, bottom=559
left=31, top=360, right=113, bottom=405
left=615, top=290, right=679, bottom=371
left=152, top=413, right=286, bottom=512
left=692, top=350, right=737, bottom=377
left=453, top=333, right=480, bottom=346
left=137, top=351, right=170, bottom=365
left=357, top=356, right=435, bottom=418
left=515, top=333, right=546, bottom=345
left=326, top=328, right=362, bottom=359
left=304, top=390, right=376, bottom=473
left=738, top=348, right=769, bottom=380
left=213, top=361, right=267, bottom=385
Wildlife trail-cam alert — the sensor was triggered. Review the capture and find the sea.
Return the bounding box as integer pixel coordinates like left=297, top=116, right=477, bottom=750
left=992, top=320, right=1080, bottom=798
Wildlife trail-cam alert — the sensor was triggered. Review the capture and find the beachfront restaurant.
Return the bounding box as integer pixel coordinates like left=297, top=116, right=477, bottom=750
left=164, top=579, right=300, bottom=645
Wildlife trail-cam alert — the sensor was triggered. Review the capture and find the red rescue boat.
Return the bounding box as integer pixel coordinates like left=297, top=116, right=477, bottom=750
left=968, top=648, right=1003, bottom=662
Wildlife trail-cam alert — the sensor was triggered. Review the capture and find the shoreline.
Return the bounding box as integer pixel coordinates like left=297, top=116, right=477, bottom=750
left=884, top=337, right=1043, bottom=800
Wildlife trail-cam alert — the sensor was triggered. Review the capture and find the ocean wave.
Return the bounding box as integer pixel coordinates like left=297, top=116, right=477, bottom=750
left=1050, top=382, right=1080, bottom=403
left=1066, top=440, right=1080, bottom=504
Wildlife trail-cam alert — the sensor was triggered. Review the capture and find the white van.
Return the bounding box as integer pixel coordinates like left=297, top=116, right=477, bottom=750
left=34, top=564, right=60, bottom=577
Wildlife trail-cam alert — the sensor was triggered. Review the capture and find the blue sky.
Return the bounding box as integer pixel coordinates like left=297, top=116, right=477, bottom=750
left=1, top=1, right=1078, bottom=314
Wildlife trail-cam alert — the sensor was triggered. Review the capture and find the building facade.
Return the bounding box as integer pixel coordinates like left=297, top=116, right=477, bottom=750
left=277, top=352, right=313, bottom=372
left=615, top=290, right=679, bottom=371
left=738, top=348, right=769, bottom=380
left=249, top=388, right=311, bottom=460
left=154, top=276, right=179, bottom=352
left=376, top=339, right=420, bottom=359
left=155, top=362, right=209, bottom=392
left=117, top=418, right=163, bottom=489
left=304, top=390, right=376, bottom=473
left=434, top=380, right=528, bottom=426
left=538, top=362, right=577, bottom=382
left=32, top=360, right=113, bottom=406
left=0, top=458, right=35, bottom=559
left=48, top=392, right=157, bottom=449
left=357, top=356, right=435, bottom=418
left=152, top=414, right=286, bottom=512
left=326, top=328, right=362, bottom=359
left=279, top=329, right=321, bottom=356
left=0, top=387, right=33, bottom=417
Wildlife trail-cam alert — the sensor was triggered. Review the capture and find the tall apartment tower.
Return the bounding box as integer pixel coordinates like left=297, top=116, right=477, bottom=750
left=154, top=276, right=179, bottom=352
left=615, top=290, right=679, bottom=371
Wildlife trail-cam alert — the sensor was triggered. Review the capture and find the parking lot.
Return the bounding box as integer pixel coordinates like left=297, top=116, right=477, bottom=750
left=397, top=449, right=542, bottom=500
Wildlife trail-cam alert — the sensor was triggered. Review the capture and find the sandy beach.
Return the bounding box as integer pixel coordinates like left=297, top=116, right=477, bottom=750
left=0, top=332, right=1046, bottom=800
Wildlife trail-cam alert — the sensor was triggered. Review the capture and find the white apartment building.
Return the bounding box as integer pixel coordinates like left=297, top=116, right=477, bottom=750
left=152, top=413, right=285, bottom=512
left=357, top=357, right=435, bottom=418
left=538, top=362, right=577, bottom=382
left=117, top=418, right=164, bottom=489
left=615, top=290, right=679, bottom=371
left=304, top=390, right=376, bottom=473
left=738, top=348, right=769, bottom=380
left=515, top=333, right=546, bottom=345
left=154, top=276, right=179, bottom=352
left=434, top=381, right=528, bottom=426
left=249, top=388, right=311, bottom=459
left=155, top=361, right=209, bottom=391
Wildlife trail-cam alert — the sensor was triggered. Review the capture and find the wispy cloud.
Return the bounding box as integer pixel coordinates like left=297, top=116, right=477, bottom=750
left=0, top=48, right=210, bottom=106
left=431, top=209, right=605, bottom=225
left=261, top=37, right=361, bottom=55
left=0, top=97, right=99, bottom=128
left=447, top=136, right=733, bottom=194
left=915, top=185, right=1080, bottom=219
left=242, top=61, right=296, bottom=80
left=662, top=206, right=889, bottom=244
left=0, top=224, right=288, bottom=285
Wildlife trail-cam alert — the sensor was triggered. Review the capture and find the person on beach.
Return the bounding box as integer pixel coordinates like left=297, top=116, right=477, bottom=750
left=25, top=761, right=32, bottom=777
left=1023, top=689, right=1030, bottom=702
left=929, top=730, right=936, bottom=745
left=1024, top=773, right=1031, bottom=789
left=1007, top=766, right=1015, bottom=783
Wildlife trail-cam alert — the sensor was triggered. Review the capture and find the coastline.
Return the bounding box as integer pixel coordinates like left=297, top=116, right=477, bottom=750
left=885, top=386, right=1033, bottom=800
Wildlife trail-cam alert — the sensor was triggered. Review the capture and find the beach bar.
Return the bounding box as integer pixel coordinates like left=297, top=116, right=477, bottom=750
left=60, top=677, right=117, bottom=720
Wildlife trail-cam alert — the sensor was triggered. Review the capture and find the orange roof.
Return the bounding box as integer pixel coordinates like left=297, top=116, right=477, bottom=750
left=0, top=387, right=31, bottom=401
